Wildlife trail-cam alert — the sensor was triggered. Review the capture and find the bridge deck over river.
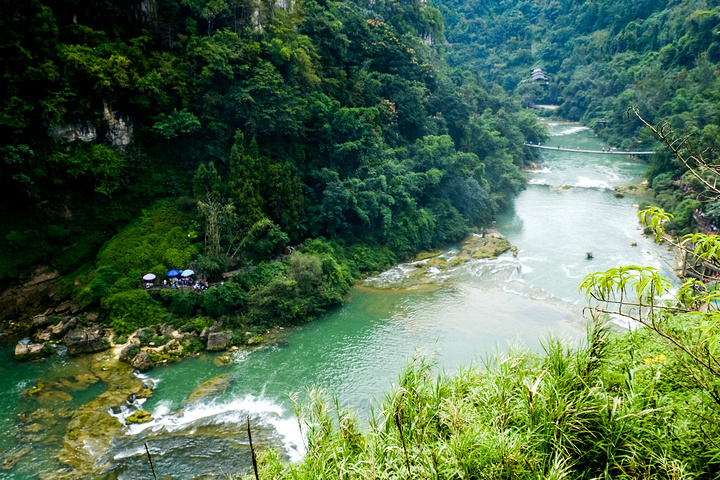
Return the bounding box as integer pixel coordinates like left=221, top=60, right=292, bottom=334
left=525, top=143, right=654, bottom=155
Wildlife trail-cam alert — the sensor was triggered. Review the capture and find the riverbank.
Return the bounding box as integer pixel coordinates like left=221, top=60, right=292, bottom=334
left=0, top=229, right=519, bottom=478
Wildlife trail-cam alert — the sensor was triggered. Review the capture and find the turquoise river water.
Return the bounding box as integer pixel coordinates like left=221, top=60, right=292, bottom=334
left=0, top=122, right=679, bottom=479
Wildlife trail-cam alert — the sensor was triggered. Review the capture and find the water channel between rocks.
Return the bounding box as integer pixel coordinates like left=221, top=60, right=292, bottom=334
left=0, top=121, right=680, bottom=479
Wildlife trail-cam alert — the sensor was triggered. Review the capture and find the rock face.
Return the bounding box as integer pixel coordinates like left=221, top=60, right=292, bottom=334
left=131, top=351, right=154, bottom=371
left=0, top=269, right=63, bottom=322
left=15, top=343, right=51, bottom=361
left=63, top=328, right=107, bottom=356
left=206, top=331, right=233, bottom=351
left=103, top=101, right=133, bottom=147
left=49, top=121, right=97, bottom=143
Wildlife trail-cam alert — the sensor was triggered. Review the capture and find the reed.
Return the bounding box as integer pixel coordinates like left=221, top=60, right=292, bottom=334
left=238, top=320, right=720, bottom=479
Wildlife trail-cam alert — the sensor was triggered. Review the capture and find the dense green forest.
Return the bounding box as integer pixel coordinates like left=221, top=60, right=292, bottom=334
left=0, top=0, right=545, bottom=333
left=436, top=0, right=720, bottom=231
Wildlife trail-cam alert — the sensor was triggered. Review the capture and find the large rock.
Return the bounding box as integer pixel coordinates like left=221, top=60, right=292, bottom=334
left=461, top=233, right=512, bottom=260
left=125, top=410, right=153, bottom=425
left=206, top=331, right=233, bottom=351
left=119, top=343, right=140, bottom=362
left=32, top=315, right=50, bottom=330
left=131, top=351, right=154, bottom=372
left=199, top=325, right=217, bottom=344
left=15, top=343, right=51, bottom=361
left=63, top=328, right=106, bottom=356
left=51, top=317, right=79, bottom=338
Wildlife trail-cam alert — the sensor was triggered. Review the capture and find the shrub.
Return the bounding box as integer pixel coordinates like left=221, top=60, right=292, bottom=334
left=103, top=290, right=167, bottom=335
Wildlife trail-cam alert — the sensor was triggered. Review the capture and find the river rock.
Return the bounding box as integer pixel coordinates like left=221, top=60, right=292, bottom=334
left=461, top=233, right=512, bottom=260
left=125, top=410, right=153, bottom=424
left=206, top=331, right=233, bottom=351
left=63, top=328, right=106, bottom=355
left=119, top=343, right=140, bottom=362
left=15, top=342, right=51, bottom=360
left=23, top=423, right=44, bottom=434
left=186, top=373, right=233, bottom=405
left=200, top=324, right=219, bottom=343
left=57, top=356, right=152, bottom=478
left=213, top=355, right=233, bottom=367
left=32, top=315, right=50, bottom=330
left=1, top=446, right=32, bottom=470
left=35, top=330, right=52, bottom=342
left=131, top=351, right=154, bottom=372
left=50, top=317, right=79, bottom=338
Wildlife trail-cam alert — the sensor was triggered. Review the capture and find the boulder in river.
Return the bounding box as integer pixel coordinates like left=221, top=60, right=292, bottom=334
left=125, top=410, right=153, bottom=425
left=15, top=342, right=52, bottom=361
left=461, top=232, right=512, bottom=260
left=1, top=446, right=32, bottom=470
left=63, top=328, right=107, bottom=356
left=186, top=373, right=233, bottom=405
left=206, top=331, right=233, bottom=351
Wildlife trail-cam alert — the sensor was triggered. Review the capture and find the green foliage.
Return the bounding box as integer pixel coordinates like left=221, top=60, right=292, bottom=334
left=637, top=206, right=673, bottom=242
left=1, top=0, right=546, bottom=339
left=94, top=199, right=196, bottom=276
left=251, top=319, right=720, bottom=479
left=103, top=289, right=167, bottom=335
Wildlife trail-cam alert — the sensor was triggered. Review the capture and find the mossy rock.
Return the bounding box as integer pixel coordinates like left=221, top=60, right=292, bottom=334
left=125, top=410, right=153, bottom=425
left=213, top=355, right=233, bottom=367
left=186, top=373, right=233, bottom=405
left=426, top=256, right=448, bottom=269
left=461, top=235, right=512, bottom=260
left=57, top=354, right=153, bottom=477
left=450, top=254, right=471, bottom=267
left=27, top=382, right=45, bottom=396
left=413, top=250, right=443, bottom=261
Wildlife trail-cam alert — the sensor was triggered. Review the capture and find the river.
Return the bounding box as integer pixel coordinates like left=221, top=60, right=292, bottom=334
left=0, top=121, right=679, bottom=479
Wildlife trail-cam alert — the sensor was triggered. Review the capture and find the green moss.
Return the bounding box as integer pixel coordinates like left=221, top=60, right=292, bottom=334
left=28, top=382, right=45, bottom=396
left=125, top=410, right=153, bottom=424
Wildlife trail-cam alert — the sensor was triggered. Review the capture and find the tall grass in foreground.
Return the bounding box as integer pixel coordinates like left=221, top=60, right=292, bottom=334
left=242, top=319, right=720, bottom=479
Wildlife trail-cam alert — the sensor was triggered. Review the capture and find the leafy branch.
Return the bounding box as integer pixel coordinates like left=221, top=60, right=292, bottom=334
left=628, top=106, right=720, bottom=201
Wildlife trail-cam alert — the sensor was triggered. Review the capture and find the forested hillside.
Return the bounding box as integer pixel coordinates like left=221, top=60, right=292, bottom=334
left=0, top=0, right=544, bottom=329
left=437, top=0, right=720, bottom=230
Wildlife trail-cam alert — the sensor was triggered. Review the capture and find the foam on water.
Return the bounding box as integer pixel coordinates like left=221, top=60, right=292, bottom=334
left=119, top=394, right=305, bottom=461
left=576, top=177, right=611, bottom=189
left=551, top=125, right=590, bottom=136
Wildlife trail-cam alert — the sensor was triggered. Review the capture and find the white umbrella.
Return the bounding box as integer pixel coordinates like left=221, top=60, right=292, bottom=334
left=142, top=273, right=156, bottom=281
left=181, top=269, right=194, bottom=277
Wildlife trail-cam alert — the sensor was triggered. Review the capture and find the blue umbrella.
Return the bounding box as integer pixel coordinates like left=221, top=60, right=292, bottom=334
left=181, top=269, right=194, bottom=277
left=167, top=269, right=180, bottom=277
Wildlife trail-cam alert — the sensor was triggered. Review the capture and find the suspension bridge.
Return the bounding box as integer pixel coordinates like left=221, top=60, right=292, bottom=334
left=524, top=143, right=654, bottom=156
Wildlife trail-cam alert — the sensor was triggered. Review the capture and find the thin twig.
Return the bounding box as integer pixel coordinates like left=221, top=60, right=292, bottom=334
left=144, top=443, right=158, bottom=480
left=247, top=416, right=260, bottom=480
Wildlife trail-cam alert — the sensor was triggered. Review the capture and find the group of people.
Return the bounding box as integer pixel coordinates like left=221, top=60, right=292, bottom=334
left=163, top=276, right=210, bottom=290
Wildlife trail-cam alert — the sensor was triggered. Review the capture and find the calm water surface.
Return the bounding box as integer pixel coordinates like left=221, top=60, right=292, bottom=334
left=0, top=122, right=678, bottom=479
